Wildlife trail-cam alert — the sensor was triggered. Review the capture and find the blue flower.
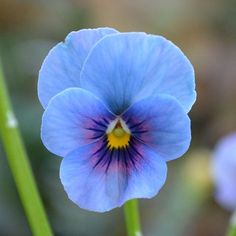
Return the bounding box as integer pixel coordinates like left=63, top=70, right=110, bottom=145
left=212, top=133, right=236, bottom=211
left=38, top=27, right=196, bottom=212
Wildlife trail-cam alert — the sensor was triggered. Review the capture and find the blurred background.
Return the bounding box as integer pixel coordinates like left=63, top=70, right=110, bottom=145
left=0, top=0, right=236, bottom=235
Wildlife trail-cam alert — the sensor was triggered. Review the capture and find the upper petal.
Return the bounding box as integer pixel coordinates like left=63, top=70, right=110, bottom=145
left=41, top=88, right=116, bottom=157
left=60, top=139, right=167, bottom=212
left=38, top=27, right=118, bottom=108
left=122, top=94, right=191, bottom=161
left=80, top=32, right=196, bottom=114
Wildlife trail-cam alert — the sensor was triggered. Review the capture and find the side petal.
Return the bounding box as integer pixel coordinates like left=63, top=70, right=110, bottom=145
left=122, top=94, right=191, bottom=161
left=41, top=88, right=115, bottom=157
left=60, top=140, right=167, bottom=212
left=38, top=27, right=118, bottom=108
left=80, top=32, right=196, bottom=114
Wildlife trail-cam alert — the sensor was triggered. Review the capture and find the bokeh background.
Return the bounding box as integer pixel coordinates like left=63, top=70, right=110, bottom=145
left=0, top=0, right=236, bottom=235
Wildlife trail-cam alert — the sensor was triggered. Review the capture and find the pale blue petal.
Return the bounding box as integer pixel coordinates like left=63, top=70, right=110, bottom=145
left=60, top=140, right=167, bottom=212
left=212, top=133, right=236, bottom=210
left=38, top=27, right=118, bottom=108
left=41, top=88, right=115, bottom=157
left=122, top=94, right=191, bottom=161
left=80, top=32, right=195, bottom=114
left=122, top=145, right=167, bottom=203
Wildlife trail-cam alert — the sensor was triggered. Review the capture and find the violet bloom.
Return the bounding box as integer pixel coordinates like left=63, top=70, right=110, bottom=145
left=38, top=28, right=196, bottom=212
left=212, top=133, right=236, bottom=210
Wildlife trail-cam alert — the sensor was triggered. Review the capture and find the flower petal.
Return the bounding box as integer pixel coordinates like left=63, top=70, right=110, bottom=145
left=38, top=27, right=118, bottom=108
left=60, top=139, right=167, bottom=212
left=41, top=88, right=115, bottom=157
left=80, top=32, right=195, bottom=114
left=212, top=133, right=236, bottom=210
left=214, top=181, right=236, bottom=211
left=122, top=94, right=191, bottom=161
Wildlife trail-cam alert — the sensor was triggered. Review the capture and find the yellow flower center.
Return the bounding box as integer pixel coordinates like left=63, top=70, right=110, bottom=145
left=107, top=120, right=130, bottom=149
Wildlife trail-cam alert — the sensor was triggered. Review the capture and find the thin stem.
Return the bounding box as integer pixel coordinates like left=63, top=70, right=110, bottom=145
left=0, top=61, right=53, bottom=236
left=226, top=210, right=236, bottom=236
left=124, top=199, right=142, bottom=236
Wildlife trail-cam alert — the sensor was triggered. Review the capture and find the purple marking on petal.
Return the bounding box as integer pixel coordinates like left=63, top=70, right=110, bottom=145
left=83, top=117, right=110, bottom=140
left=88, top=136, right=145, bottom=173
left=125, top=117, right=150, bottom=142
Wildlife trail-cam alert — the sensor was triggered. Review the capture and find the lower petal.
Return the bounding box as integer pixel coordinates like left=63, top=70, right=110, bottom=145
left=60, top=139, right=167, bottom=212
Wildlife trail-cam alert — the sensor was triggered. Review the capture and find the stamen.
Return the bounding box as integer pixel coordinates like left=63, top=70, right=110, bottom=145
left=113, top=127, right=125, bottom=137
left=106, top=118, right=131, bottom=149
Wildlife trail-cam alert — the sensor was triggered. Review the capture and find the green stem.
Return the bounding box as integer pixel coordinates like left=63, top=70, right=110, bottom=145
left=0, top=61, right=53, bottom=236
left=124, top=199, right=142, bottom=236
left=226, top=211, right=236, bottom=236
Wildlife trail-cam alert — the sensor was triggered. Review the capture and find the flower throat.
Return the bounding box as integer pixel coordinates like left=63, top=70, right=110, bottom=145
left=107, top=120, right=130, bottom=149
